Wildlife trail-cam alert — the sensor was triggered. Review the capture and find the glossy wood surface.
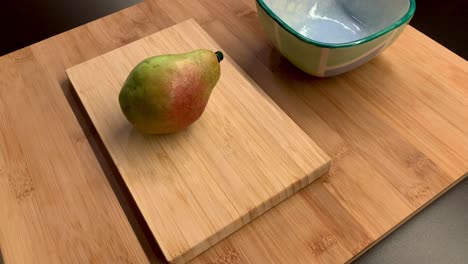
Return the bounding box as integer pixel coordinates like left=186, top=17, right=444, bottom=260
left=0, top=0, right=467, bottom=263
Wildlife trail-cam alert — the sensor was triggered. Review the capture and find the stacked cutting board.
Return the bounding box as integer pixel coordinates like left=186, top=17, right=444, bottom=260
left=67, top=19, right=331, bottom=263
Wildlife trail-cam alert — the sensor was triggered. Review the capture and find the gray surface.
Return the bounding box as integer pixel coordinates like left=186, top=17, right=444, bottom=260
left=354, top=176, right=468, bottom=264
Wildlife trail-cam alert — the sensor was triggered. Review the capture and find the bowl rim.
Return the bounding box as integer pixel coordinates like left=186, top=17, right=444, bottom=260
left=256, top=0, right=416, bottom=48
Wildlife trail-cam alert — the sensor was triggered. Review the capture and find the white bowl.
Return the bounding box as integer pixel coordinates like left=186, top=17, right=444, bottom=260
left=257, top=0, right=416, bottom=76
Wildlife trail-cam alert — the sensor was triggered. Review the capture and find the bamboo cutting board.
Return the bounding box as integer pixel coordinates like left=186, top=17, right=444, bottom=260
left=66, top=19, right=330, bottom=264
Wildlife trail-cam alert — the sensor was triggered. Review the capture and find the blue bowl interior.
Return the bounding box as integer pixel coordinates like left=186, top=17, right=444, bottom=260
left=262, top=0, right=411, bottom=44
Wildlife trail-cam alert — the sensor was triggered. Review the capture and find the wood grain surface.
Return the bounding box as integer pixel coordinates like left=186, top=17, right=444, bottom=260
left=0, top=0, right=467, bottom=263
left=67, top=19, right=330, bottom=264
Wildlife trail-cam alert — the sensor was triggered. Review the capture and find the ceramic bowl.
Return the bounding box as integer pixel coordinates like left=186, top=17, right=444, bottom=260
left=256, top=0, right=416, bottom=76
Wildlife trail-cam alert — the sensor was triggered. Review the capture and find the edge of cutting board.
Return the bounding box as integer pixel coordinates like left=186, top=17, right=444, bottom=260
left=347, top=172, right=468, bottom=263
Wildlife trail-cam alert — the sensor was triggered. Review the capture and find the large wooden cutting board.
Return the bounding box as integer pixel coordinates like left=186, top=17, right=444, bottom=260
left=66, top=19, right=330, bottom=264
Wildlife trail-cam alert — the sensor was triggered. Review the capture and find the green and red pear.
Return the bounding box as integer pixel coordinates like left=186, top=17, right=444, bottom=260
left=119, top=49, right=223, bottom=134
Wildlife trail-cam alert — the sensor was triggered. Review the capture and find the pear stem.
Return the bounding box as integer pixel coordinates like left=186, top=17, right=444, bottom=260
left=215, top=51, right=224, bottom=63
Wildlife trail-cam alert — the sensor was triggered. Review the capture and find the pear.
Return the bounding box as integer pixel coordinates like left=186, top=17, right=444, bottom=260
left=119, top=49, right=224, bottom=134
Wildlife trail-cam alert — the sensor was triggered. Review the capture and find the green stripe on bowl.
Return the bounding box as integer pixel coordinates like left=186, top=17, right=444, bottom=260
left=325, top=24, right=409, bottom=75
left=324, top=43, right=387, bottom=76
left=258, top=2, right=323, bottom=75
left=326, top=33, right=390, bottom=67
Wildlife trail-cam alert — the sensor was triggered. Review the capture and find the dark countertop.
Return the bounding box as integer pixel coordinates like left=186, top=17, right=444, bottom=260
left=0, top=0, right=141, bottom=56
left=1, top=1, right=466, bottom=263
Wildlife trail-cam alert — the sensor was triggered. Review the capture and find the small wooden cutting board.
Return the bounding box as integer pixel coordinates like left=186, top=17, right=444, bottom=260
left=67, top=19, right=330, bottom=264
